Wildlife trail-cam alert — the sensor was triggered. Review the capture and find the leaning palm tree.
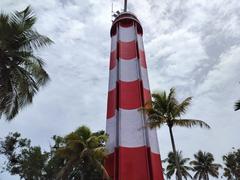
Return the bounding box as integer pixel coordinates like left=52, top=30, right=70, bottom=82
left=234, top=100, right=240, bottom=111
left=190, top=151, right=222, bottom=180
left=165, top=151, right=193, bottom=180
left=55, top=126, right=109, bottom=180
left=142, top=88, right=210, bottom=180
left=0, top=6, right=53, bottom=120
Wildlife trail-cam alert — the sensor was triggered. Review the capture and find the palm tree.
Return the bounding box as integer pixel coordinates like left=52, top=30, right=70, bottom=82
left=165, top=151, right=193, bottom=180
left=190, top=151, right=222, bottom=180
left=55, top=126, right=109, bottom=180
left=234, top=100, right=240, bottom=111
left=222, top=148, right=240, bottom=179
left=0, top=6, right=52, bottom=120
left=142, top=88, right=210, bottom=180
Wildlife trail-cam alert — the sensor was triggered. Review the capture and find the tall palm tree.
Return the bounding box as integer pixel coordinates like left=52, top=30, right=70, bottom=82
left=190, top=150, right=222, bottom=180
left=142, top=88, right=210, bottom=180
left=234, top=100, right=240, bottom=111
left=55, top=126, right=109, bottom=180
left=165, top=151, right=193, bottom=180
left=0, top=6, right=52, bottom=120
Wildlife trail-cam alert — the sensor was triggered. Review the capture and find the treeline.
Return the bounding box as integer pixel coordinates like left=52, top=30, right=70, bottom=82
left=162, top=149, right=240, bottom=180
left=0, top=126, right=109, bottom=180
left=0, top=128, right=239, bottom=180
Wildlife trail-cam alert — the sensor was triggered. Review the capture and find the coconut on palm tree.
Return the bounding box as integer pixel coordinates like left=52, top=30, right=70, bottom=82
left=234, top=100, right=240, bottom=111
left=190, top=150, right=222, bottom=180
left=165, top=151, right=193, bottom=180
left=142, top=88, right=210, bottom=180
left=55, top=126, right=109, bottom=180
left=0, top=6, right=52, bottom=120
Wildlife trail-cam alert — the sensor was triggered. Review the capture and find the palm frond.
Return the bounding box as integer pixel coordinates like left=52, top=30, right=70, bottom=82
left=0, top=13, right=9, bottom=27
left=4, top=91, right=19, bottom=120
left=172, top=119, right=210, bottom=129
left=191, top=150, right=222, bottom=179
left=147, top=115, right=166, bottom=129
left=20, top=30, right=53, bottom=50
left=10, top=6, right=36, bottom=30
left=166, top=151, right=192, bottom=180
left=234, top=100, right=240, bottom=111
left=0, top=6, right=52, bottom=120
left=93, top=147, right=107, bottom=159
left=176, top=97, right=192, bottom=115
left=152, top=93, right=167, bottom=112
left=168, top=88, right=176, bottom=101
left=75, top=126, right=91, bottom=141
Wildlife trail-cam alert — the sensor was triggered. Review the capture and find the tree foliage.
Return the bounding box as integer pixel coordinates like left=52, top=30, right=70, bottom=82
left=0, top=126, right=108, bottom=180
left=190, top=150, right=222, bottom=180
left=141, top=87, right=210, bottom=180
left=55, top=126, right=109, bottom=180
left=0, top=132, right=47, bottom=179
left=0, top=6, right=53, bottom=120
left=165, top=151, right=193, bottom=180
left=223, top=148, right=240, bottom=179
left=142, top=88, right=210, bottom=130
left=234, top=100, right=240, bottom=111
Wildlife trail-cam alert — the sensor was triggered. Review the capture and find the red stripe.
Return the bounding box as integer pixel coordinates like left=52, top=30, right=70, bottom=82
left=104, top=150, right=164, bottom=180
left=110, top=51, right=116, bottom=70
left=120, top=20, right=134, bottom=27
left=151, top=152, right=164, bottom=180
left=107, top=89, right=116, bottom=119
left=119, top=41, right=137, bottom=60
left=105, top=153, right=115, bottom=179
left=118, top=147, right=150, bottom=180
left=139, top=50, right=147, bottom=68
left=119, top=80, right=142, bottom=109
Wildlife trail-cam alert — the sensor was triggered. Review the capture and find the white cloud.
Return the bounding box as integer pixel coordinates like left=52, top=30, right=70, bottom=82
left=196, top=46, right=240, bottom=97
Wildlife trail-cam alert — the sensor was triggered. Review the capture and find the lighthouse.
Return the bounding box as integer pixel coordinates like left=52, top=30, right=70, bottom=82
left=105, top=1, right=164, bottom=180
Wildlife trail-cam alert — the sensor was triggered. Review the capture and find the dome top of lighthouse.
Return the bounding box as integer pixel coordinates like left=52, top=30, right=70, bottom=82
left=110, top=12, right=143, bottom=36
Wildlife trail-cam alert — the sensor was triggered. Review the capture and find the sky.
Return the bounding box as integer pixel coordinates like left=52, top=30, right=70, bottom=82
left=0, top=0, right=240, bottom=179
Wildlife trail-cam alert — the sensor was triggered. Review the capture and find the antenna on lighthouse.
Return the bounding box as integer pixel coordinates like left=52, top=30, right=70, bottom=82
left=124, top=0, right=127, bottom=12
left=111, top=2, right=120, bottom=21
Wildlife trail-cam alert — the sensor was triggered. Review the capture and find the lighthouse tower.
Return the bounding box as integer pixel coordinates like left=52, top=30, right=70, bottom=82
left=105, top=2, right=164, bottom=180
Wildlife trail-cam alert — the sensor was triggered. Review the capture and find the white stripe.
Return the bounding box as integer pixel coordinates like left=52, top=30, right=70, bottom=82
left=141, top=67, right=150, bottom=90
left=106, top=115, right=117, bottom=154
left=119, top=108, right=146, bottom=147
left=148, top=128, right=160, bottom=154
left=137, top=34, right=144, bottom=51
left=119, top=58, right=139, bottom=82
left=111, top=34, right=117, bottom=51
left=108, top=65, right=117, bottom=91
left=119, top=25, right=136, bottom=42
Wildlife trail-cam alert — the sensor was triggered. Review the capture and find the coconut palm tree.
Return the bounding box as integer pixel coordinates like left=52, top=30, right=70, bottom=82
left=234, top=100, right=240, bottom=111
left=165, top=151, right=193, bottom=180
left=223, top=148, right=240, bottom=179
left=190, top=151, right=222, bottom=180
left=142, top=88, right=210, bottom=180
left=55, top=126, right=109, bottom=180
left=0, top=6, right=53, bottom=120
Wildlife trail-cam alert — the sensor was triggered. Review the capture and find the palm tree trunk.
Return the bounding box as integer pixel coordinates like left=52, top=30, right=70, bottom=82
left=96, top=160, right=110, bottom=180
left=168, top=126, right=182, bottom=180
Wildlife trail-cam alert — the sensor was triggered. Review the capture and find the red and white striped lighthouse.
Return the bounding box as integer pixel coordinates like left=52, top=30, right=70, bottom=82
left=105, top=3, right=164, bottom=179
